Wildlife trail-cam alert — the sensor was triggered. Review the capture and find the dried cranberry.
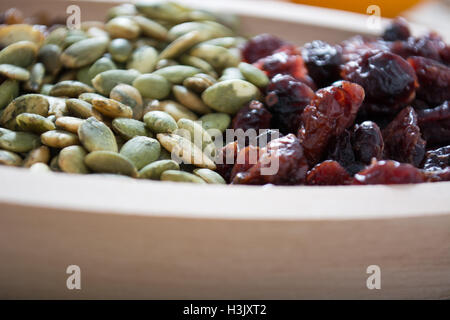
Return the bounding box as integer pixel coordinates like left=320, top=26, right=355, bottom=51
left=241, top=33, right=285, bottom=64
left=232, top=100, right=272, bottom=133
left=353, top=160, right=426, bottom=185
left=306, top=160, right=351, bottom=185
left=265, top=74, right=315, bottom=134
left=230, top=145, right=261, bottom=182
left=232, top=134, right=309, bottom=185
left=423, top=145, right=450, bottom=171
left=407, top=56, right=450, bottom=106
left=253, top=51, right=307, bottom=80
left=390, top=34, right=443, bottom=62
left=382, top=17, right=411, bottom=41
left=341, top=35, right=390, bottom=63
left=299, top=81, right=364, bottom=165
left=253, top=129, right=282, bottom=148
left=327, top=130, right=363, bottom=175
left=215, top=141, right=239, bottom=183
left=417, top=101, right=450, bottom=147
left=382, top=106, right=426, bottom=167
left=302, top=40, right=342, bottom=88
left=341, top=50, right=417, bottom=108
left=352, top=121, right=384, bottom=164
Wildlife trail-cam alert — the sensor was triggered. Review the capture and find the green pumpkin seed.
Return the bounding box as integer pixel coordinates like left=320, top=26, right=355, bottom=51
left=0, top=149, right=22, bottom=166
left=143, top=110, right=178, bottom=134
left=136, top=2, right=190, bottom=23
left=92, top=69, right=141, bottom=95
left=107, top=3, right=137, bottom=20
left=219, top=67, right=244, bottom=81
left=47, top=96, right=68, bottom=118
left=78, top=93, right=106, bottom=103
left=168, top=21, right=232, bottom=41
left=127, top=45, right=158, bottom=73
left=193, top=168, right=226, bottom=184
left=0, top=24, right=44, bottom=47
left=238, top=62, right=269, bottom=88
left=76, top=66, right=92, bottom=86
left=202, top=79, right=259, bottom=114
left=25, top=63, right=45, bottom=92
left=182, top=73, right=216, bottom=93
left=0, top=94, right=49, bottom=130
left=138, top=159, right=179, bottom=179
left=0, top=130, right=40, bottom=153
left=202, top=36, right=246, bottom=48
left=58, top=145, right=89, bottom=174
left=190, top=44, right=239, bottom=70
left=87, top=57, right=117, bottom=81
left=178, top=54, right=217, bottom=77
left=0, top=41, right=37, bottom=67
left=78, top=116, right=118, bottom=152
left=156, top=59, right=178, bottom=70
left=153, top=65, right=200, bottom=84
left=160, top=170, right=206, bottom=183
left=67, top=98, right=102, bottom=120
left=159, top=30, right=202, bottom=60
left=132, top=73, right=171, bottom=99
left=37, top=44, right=62, bottom=76
left=0, top=80, right=19, bottom=110
left=40, top=84, right=53, bottom=95
left=44, top=27, right=67, bottom=47
left=199, top=112, right=231, bottom=132
left=108, top=38, right=133, bottom=63
left=0, top=64, right=30, bottom=81
left=41, top=130, right=79, bottom=148
left=106, top=17, right=140, bottom=40
left=156, top=133, right=216, bottom=169
left=23, top=145, right=50, bottom=167
left=49, top=80, right=94, bottom=97
left=132, top=15, right=168, bottom=41
left=61, top=37, right=109, bottom=68
left=176, top=118, right=214, bottom=151
left=110, top=84, right=143, bottom=120
left=172, top=85, right=212, bottom=114
left=84, top=150, right=138, bottom=177
left=120, top=136, right=160, bottom=170
left=112, top=117, right=152, bottom=140
left=159, top=100, right=198, bottom=121
left=16, top=113, right=56, bottom=133
left=55, top=116, right=84, bottom=133
left=92, top=97, right=133, bottom=119
left=29, top=162, right=51, bottom=172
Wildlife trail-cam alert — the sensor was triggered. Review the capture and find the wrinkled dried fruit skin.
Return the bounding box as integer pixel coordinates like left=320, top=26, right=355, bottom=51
left=407, top=56, right=450, bottom=106
left=341, top=51, right=417, bottom=109
left=302, top=40, right=342, bottom=88
left=353, top=160, right=426, bottom=185
left=340, top=35, right=390, bottom=63
left=232, top=134, right=309, bottom=185
left=383, top=106, right=426, bottom=167
left=352, top=121, right=384, bottom=164
left=327, top=130, right=363, bottom=175
left=299, top=81, right=365, bottom=165
left=231, top=100, right=272, bottom=132
left=241, top=33, right=285, bottom=64
left=253, top=51, right=307, bottom=80
left=417, top=101, right=450, bottom=147
left=215, top=141, right=238, bottom=183
left=229, top=145, right=261, bottom=182
left=389, top=34, right=444, bottom=62
left=265, top=74, right=314, bottom=134
left=382, top=17, right=411, bottom=41
left=306, top=160, right=351, bottom=185
left=423, top=145, right=450, bottom=171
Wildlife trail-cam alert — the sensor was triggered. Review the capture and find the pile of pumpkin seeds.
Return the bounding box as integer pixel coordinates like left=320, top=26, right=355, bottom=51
left=0, top=2, right=268, bottom=184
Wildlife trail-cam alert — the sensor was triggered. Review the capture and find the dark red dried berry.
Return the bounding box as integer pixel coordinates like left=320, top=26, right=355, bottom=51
left=215, top=141, right=239, bottom=183
left=232, top=134, right=309, bottom=185
left=423, top=145, right=450, bottom=171
left=231, top=100, right=272, bottom=133
left=327, top=130, right=363, bottom=175
left=352, top=121, right=384, bottom=164
left=407, top=56, right=450, bottom=106
left=340, top=35, right=390, bottom=63
left=241, top=33, right=285, bottom=64
left=417, top=101, right=450, bottom=147
left=230, top=145, right=261, bottom=182
left=299, top=80, right=365, bottom=165
left=253, top=51, right=307, bottom=80
left=353, top=160, right=426, bottom=185
left=382, top=106, right=426, bottom=167
left=265, top=74, right=315, bottom=134
left=306, top=160, right=352, bottom=185
left=382, top=17, right=411, bottom=41
left=341, top=50, right=417, bottom=108
left=389, top=34, right=443, bottom=62
left=302, top=40, right=342, bottom=88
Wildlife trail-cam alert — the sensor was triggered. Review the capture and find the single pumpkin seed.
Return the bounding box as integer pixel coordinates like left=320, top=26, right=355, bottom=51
left=112, top=117, right=152, bottom=140
left=37, top=44, right=62, bottom=76
left=29, top=162, right=51, bottom=172
left=143, top=110, right=178, bottom=134
left=25, top=63, right=45, bottom=92
left=92, top=97, right=133, bottom=119
left=84, top=150, right=138, bottom=177
left=106, top=17, right=140, bottom=40
left=238, top=62, right=269, bottom=88
left=172, top=85, right=212, bottom=114
left=156, top=133, right=216, bottom=169
left=127, top=45, right=158, bottom=73
left=120, top=136, right=161, bottom=170
left=66, top=98, right=102, bottom=120
left=178, top=54, right=217, bottom=77
left=182, top=73, right=216, bottom=93
left=159, top=100, right=198, bottom=121
left=0, top=130, right=40, bottom=153
left=49, top=80, right=94, bottom=97
left=78, top=92, right=106, bottom=103
left=156, top=58, right=178, bottom=70
left=132, top=73, right=171, bottom=100
left=110, top=84, right=143, bottom=120
left=0, top=94, right=49, bottom=130
left=202, top=36, right=246, bottom=48
left=0, top=41, right=37, bottom=67
left=76, top=66, right=92, bottom=86
left=190, top=44, right=239, bottom=70
left=176, top=118, right=214, bottom=150
left=16, top=113, right=56, bottom=133
left=107, top=3, right=137, bottom=20
left=136, top=2, right=190, bottom=23
left=0, top=149, right=22, bottom=166
left=41, top=130, right=79, bottom=148
left=55, top=116, right=84, bottom=133
left=46, top=96, right=68, bottom=118
left=132, top=15, right=168, bottom=41
left=87, top=57, right=117, bottom=81
left=44, top=27, right=67, bottom=47
left=159, top=30, right=202, bottom=60
left=160, top=170, right=206, bottom=183
left=92, top=69, right=141, bottom=95
left=202, top=79, right=259, bottom=114
left=58, top=145, right=89, bottom=174
left=153, top=65, right=200, bottom=84
left=60, top=37, right=109, bottom=68
left=193, top=168, right=226, bottom=184
left=78, top=116, right=118, bottom=152
left=23, top=145, right=50, bottom=167
left=0, top=80, right=19, bottom=110
left=108, top=38, right=133, bottom=63
left=0, top=24, right=44, bottom=47
left=219, top=67, right=244, bottom=81
left=199, top=112, right=231, bottom=132
left=0, top=64, right=30, bottom=81
left=138, top=159, right=179, bottom=179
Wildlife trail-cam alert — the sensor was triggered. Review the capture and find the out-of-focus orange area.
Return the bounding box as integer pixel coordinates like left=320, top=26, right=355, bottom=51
left=289, top=0, right=425, bottom=17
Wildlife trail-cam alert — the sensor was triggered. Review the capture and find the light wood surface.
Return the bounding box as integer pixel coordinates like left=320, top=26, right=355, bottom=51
left=0, top=0, right=449, bottom=299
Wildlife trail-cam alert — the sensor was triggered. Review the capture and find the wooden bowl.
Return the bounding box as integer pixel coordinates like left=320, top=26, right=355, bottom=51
left=0, top=0, right=449, bottom=299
